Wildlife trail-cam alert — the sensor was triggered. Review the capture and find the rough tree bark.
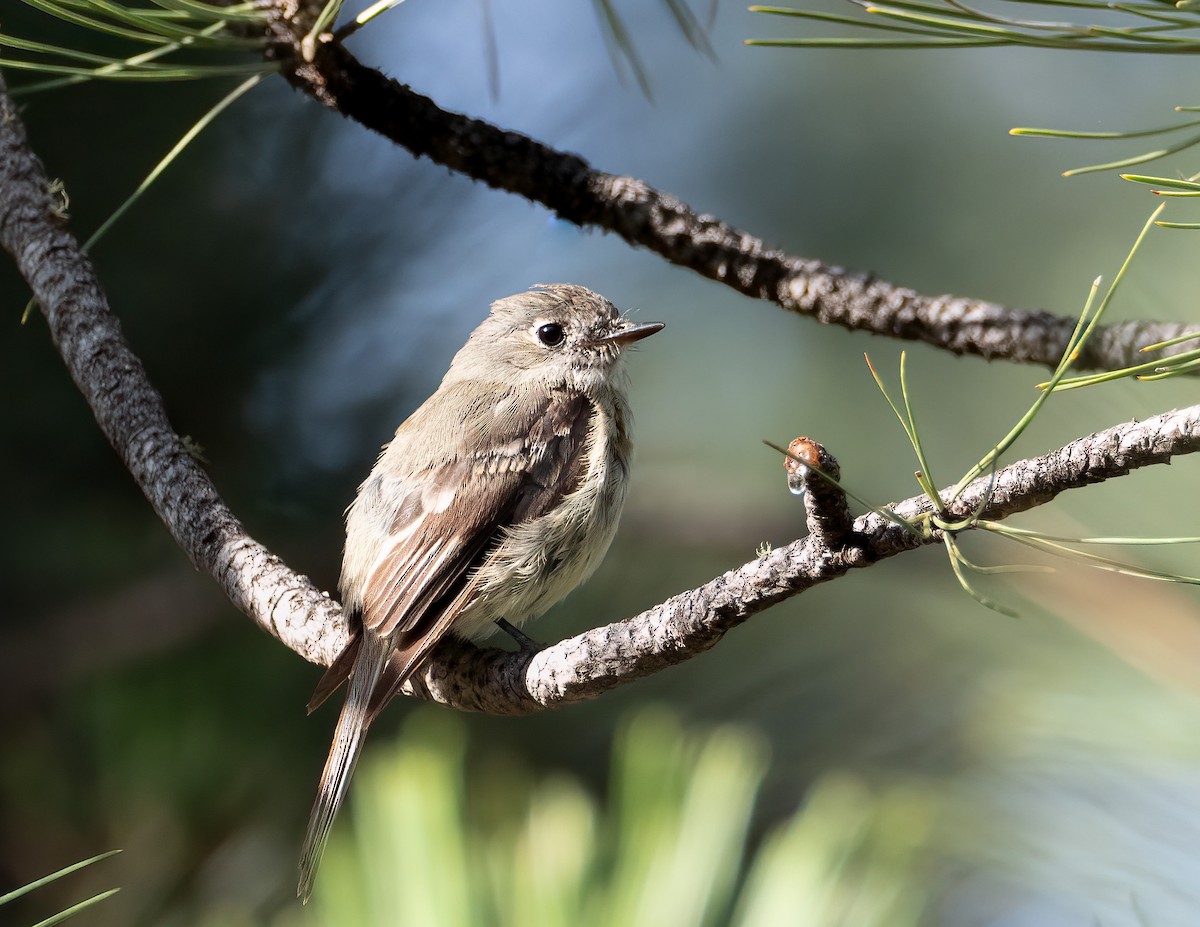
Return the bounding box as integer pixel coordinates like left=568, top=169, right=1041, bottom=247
left=266, top=20, right=1193, bottom=373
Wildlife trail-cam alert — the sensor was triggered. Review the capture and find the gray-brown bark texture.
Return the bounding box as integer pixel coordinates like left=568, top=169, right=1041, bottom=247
left=270, top=30, right=1193, bottom=372
left=0, top=74, right=346, bottom=669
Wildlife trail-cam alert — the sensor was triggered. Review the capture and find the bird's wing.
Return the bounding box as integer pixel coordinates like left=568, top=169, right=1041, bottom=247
left=307, top=389, right=593, bottom=712
left=364, top=388, right=593, bottom=638
left=299, top=390, right=594, bottom=900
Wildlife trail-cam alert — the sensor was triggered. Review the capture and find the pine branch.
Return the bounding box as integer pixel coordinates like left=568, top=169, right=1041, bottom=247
left=400, top=406, right=1200, bottom=714
left=0, top=71, right=346, bottom=670
left=269, top=25, right=1194, bottom=372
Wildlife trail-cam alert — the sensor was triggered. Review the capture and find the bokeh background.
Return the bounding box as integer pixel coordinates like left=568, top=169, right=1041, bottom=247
left=3, top=1, right=1200, bottom=924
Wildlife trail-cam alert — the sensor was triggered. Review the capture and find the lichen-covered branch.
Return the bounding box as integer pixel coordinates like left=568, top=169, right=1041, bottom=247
left=268, top=26, right=1193, bottom=372
left=0, top=74, right=347, bottom=669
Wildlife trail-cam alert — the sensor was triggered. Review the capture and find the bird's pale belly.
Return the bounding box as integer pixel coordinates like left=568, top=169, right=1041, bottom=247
left=452, top=449, right=629, bottom=641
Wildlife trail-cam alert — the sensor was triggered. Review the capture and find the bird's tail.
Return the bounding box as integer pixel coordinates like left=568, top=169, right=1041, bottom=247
left=297, top=637, right=389, bottom=903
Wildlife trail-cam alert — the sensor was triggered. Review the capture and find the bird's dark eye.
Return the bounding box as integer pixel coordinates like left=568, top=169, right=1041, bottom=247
left=536, top=322, right=565, bottom=347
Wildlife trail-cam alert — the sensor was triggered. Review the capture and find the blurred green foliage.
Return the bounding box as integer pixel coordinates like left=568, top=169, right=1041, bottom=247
left=296, top=708, right=927, bottom=927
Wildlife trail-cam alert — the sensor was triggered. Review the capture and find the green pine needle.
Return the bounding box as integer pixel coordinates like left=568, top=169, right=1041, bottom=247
left=985, top=525, right=1200, bottom=546
left=20, top=72, right=264, bottom=323
left=1013, top=120, right=1200, bottom=141
left=0, top=850, right=121, bottom=907
left=1062, top=132, right=1200, bottom=176
left=83, top=72, right=266, bottom=252
left=1140, top=331, right=1200, bottom=351
left=944, top=536, right=1021, bottom=617
left=979, top=524, right=1200, bottom=585
left=28, top=890, right=121, bottom=927
left=749, top=0, right=1200, bottom=52
left=7, top=0, right=269, bottom=89
left=898, top=351, right=942, bottom=507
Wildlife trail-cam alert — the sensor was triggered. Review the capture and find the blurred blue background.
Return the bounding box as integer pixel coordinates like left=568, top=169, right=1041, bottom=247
left=3, top=1, right=1200, bottom=924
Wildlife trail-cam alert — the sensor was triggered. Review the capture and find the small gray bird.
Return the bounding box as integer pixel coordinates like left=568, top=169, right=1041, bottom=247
left=298, top=284, right=662, bottom=900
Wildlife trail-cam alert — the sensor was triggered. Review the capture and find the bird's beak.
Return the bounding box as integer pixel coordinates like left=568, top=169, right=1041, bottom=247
left=592, top=321, right=665, bottom=346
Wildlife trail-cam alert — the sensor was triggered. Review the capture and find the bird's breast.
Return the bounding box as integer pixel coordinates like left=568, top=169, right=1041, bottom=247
left=453, top=395, right=633, bottom=640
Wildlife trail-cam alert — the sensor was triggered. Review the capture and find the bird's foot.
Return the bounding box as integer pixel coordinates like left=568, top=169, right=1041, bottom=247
left=495, top=618, right=544, bottom=657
